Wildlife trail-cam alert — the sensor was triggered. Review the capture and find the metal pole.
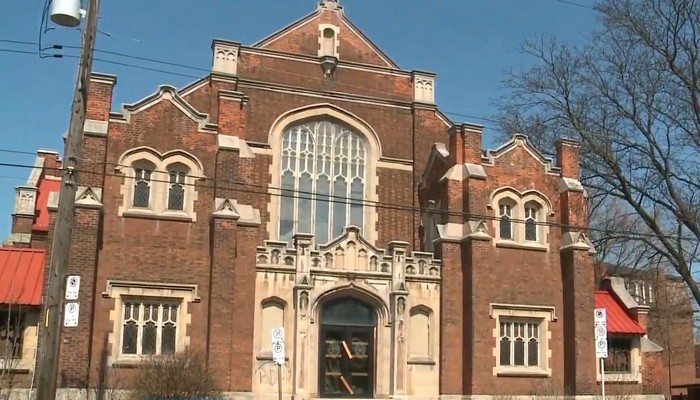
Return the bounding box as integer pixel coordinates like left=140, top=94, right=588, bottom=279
left=35, top=0, right=100, bottom=398
left=600, top=357, right=606, bottom=400
left=278, top=363, right=283, bottom=400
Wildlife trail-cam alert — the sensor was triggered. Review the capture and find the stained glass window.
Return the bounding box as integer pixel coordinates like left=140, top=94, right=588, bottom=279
left=121, top=300, right=178, bottom=356
left=167, top=170, right=186, bottom=211
left=133, top=167, right=152, bottom=208
left=499, top=320, right=540, bottom=367
left=279, top=120, right=366, bottom=245
left=499, top=202, right=514, bottom=240
left=524, top=202, right=539, bottom=241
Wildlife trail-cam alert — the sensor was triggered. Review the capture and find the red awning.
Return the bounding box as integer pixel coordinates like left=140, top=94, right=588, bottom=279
left=595, top=290, right=646, bottom=335
left=0, top=248, right=45, bottom=306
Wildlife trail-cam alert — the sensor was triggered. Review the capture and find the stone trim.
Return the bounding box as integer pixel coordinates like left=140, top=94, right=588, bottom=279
left=558, top=176, right=585, bottom=193
left=27, top=155, right=46, bottom=187
left=90, top=72, right=117, bottom=86
left=108, top=86, right=216, bottom=133
left=435, top=221, right=492, bottom=243
left=482, top=133, right=561, bottom=176
left=490, top=303, right=556, bottom=378
left=47, top=186, right=103, bottom=211
left=83, top=119, right=109, bottom=137
left=238, top=78, right=413, bottom=110
left=412, top=71, right=436, bottom=104
left=560, top=231, right=596, bottom=254
left=317, top=24, right=340, bottom=58
left=102, top=280, right=199, bottom=366
left=489, top=187, right=552, bottom=250
left=439, top=163, right=487, bottom=182
left=14, top=186, right=38, bottom=216
left=212, top=198, right=262, bottom=226
left=6, top=233, right=31, bottom=244
left=217, top=135, right=256, bottom=158
left=211, top=39, right=240, bottom=76
left=116, top=147, right=204, bottom=222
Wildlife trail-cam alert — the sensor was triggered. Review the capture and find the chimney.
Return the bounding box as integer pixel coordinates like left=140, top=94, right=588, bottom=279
left=556, top=138, right=581, bottom=179
left=87, top=72, right=117, bottom=122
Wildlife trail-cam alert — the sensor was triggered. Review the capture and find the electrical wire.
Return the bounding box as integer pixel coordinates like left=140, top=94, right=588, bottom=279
left=2, top=38, right=699, bottom=167
left=1, top=38, right=698, bottom=238
left=0, top=158, right=695, bottom=242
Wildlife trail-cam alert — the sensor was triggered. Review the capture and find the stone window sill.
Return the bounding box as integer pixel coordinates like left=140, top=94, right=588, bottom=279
left=496, top=240, right=548, bottom=252
left=111, top=354, right=180, bottom=368
left=0, top=358, right=31, bottom=373
left=496, top=366, right=550, bottom=377
left=597, top=372, right=640, bottom=383
left=123, top=209, right=194, bottom=222
left=110, top=356, right=144, bottom=368
left=407, top=356, right=436, bottom=365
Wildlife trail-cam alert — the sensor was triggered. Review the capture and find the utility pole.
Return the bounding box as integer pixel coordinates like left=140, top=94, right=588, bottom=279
left=35, top=0, right=100, bottom=398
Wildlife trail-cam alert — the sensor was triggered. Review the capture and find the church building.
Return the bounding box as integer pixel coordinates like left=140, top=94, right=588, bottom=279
left=1, top=1, right=666, bottom=399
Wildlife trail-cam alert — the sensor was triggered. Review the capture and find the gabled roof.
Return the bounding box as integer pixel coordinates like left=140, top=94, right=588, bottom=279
left=595, top=290, right=646, bottom=335
left=483, top=133, right=560, bottom=175
left=253, top=1, right=399, bottom=69
left=110, top=85, right=216, bottom=133
left=0, top=248, right=45, bottom=306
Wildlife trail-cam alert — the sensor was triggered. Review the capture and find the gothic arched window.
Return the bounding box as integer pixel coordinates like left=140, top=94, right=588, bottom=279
left=279, top=120, right=367, bottom=245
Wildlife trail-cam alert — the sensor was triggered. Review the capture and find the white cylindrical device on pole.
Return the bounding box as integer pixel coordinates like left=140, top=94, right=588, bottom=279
left=49, top=0, right=82, bottom=27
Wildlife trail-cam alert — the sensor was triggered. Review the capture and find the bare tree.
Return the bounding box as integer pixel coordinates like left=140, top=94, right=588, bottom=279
left=129, top=347, right=223, bottom=400
left=496, top=0, right=700, bottom=305
left=0, top=305, right=24, bottom=400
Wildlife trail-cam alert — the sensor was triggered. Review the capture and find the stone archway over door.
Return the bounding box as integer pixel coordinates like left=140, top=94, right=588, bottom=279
left=318, top=297, right=376, bottom=398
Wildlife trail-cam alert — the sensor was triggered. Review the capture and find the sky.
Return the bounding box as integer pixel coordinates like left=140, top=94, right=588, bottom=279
left=0, top=0, right=599, bottom=236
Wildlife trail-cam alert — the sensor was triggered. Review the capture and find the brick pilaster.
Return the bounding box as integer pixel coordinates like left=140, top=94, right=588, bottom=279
left=229, top=223, right=259, bottom=392
left=438, top=240, right=464, bottom=395
left=438, top=167, right=466, bottom=395
left=208, top=217, right=239, bottom=390
left=57, top=203, right=101, bottom=388
left=561, top=188, right=597, bottom=394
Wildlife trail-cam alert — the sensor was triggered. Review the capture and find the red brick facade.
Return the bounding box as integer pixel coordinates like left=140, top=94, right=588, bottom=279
left=2, top=1, right=678, bottom=398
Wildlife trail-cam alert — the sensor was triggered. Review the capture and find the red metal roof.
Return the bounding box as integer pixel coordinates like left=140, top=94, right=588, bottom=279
left=0, top=248, right=45, bottom=306
left=32, top=178, right=61, bottom=232
left=595, top=290, right=646, bottom=335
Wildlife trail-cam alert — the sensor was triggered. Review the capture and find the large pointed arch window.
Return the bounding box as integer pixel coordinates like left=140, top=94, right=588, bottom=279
left=279, top=120, right=366, bottom=245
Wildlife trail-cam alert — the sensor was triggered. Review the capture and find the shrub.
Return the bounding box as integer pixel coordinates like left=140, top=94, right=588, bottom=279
left=129, top=347, right=222, bottom=400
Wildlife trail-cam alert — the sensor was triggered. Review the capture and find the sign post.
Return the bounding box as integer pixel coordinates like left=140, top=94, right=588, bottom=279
left=594, top=308, right=608, bottom=400
left=271, top=327, right=285, bottom=400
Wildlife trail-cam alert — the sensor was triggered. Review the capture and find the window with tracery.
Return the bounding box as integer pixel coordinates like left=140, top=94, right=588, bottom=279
left=279, top=120, right=366, bottom=245
left=499, top=201, right=514, bottom=240
left=499, top=319, right=541, bottom=368
left=133, top=166, right=153, bottom=208
left=524, top=202, right=539, bottom=241
left=167, top=169, right=187, bottom=211
left=120, top=300, right=178, bottom=356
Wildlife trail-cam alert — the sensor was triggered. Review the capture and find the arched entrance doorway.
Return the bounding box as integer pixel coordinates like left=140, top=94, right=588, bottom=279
left=318, top=296, right=376, bottom=398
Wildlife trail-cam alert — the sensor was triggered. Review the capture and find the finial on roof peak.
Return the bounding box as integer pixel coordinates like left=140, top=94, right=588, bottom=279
left=319, top=0, right=341, bottom=11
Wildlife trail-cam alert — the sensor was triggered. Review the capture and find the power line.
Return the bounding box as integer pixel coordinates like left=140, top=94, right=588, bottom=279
left=553, top=0, right=595, bottom=10
left=0, top=159, right=695, bottom=242
left=3, top=38, right=699, bottom=165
